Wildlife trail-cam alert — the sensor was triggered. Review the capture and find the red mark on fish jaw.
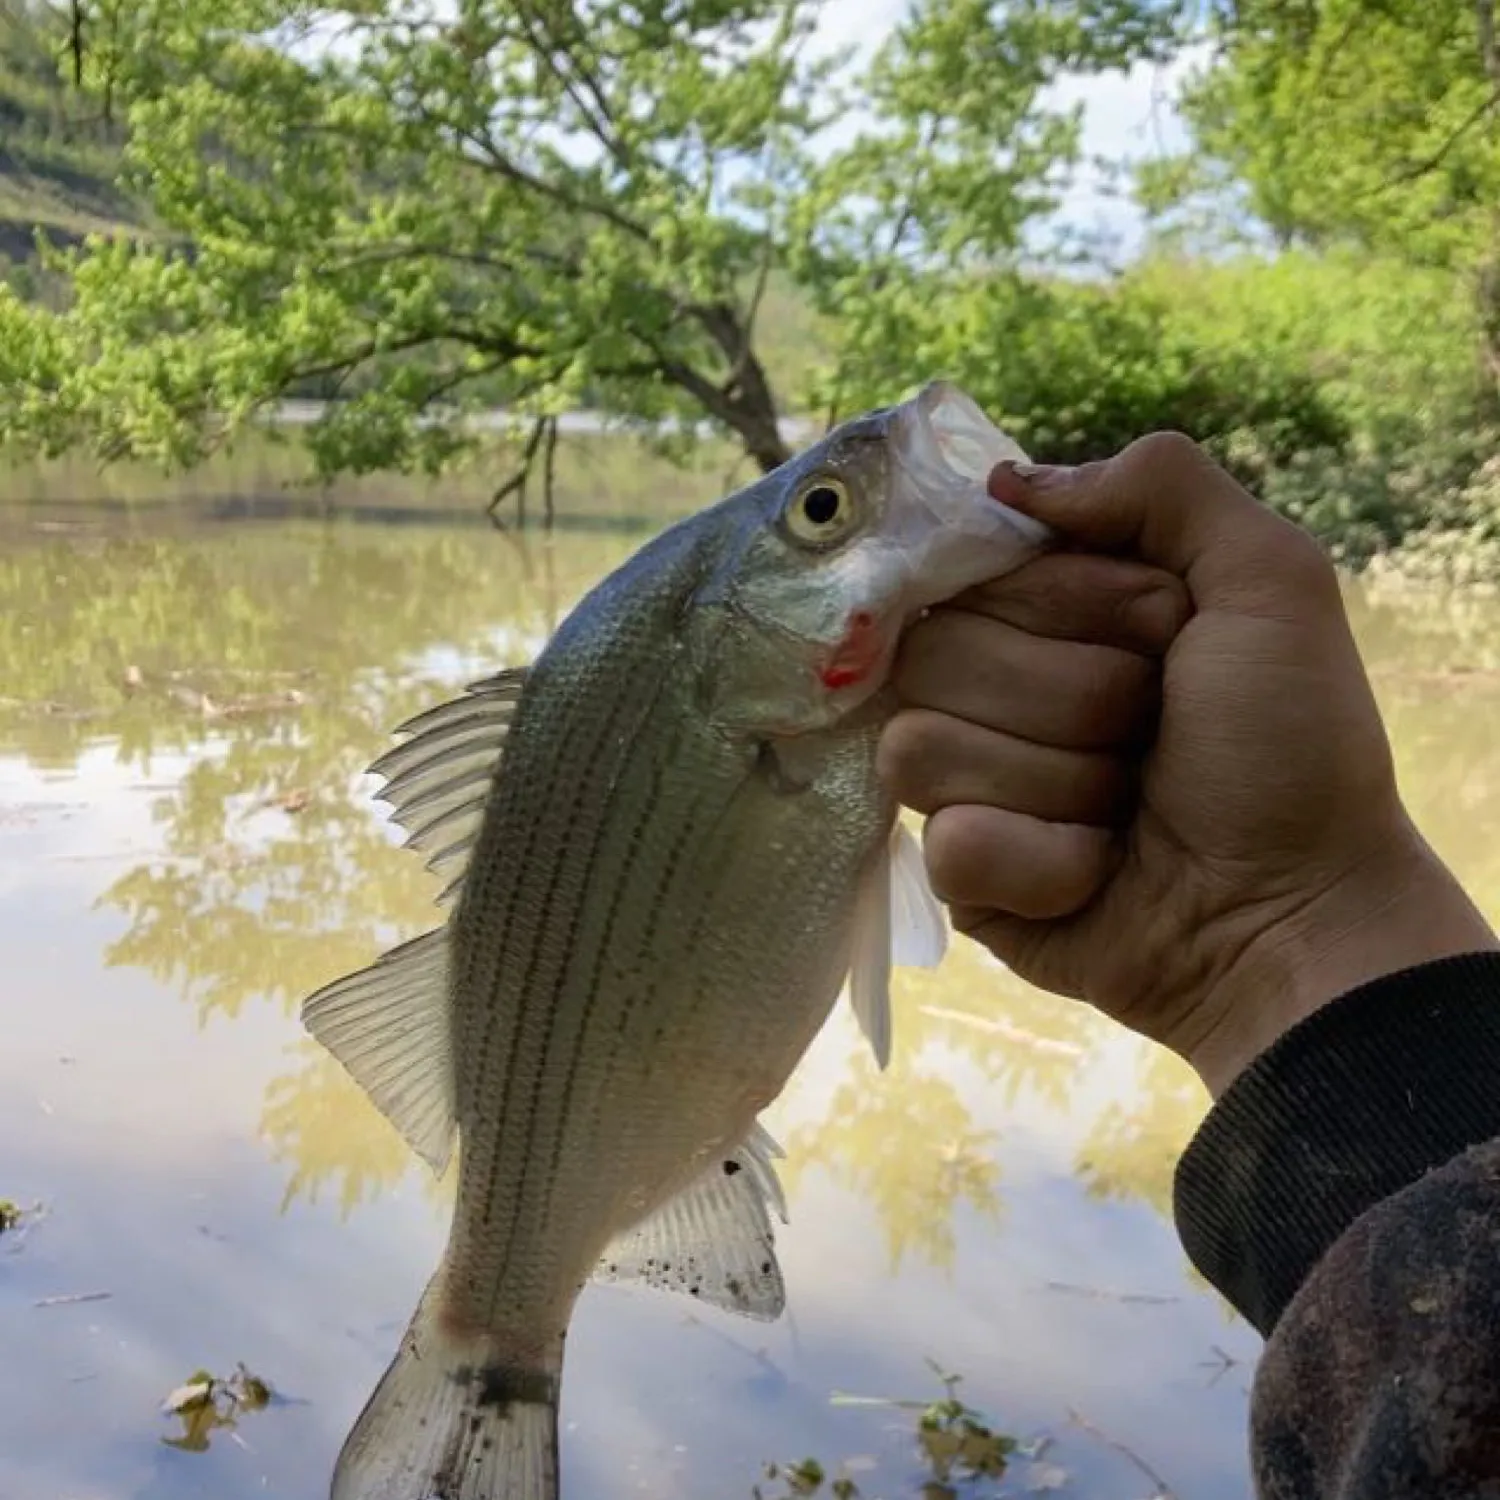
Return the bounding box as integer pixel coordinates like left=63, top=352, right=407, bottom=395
left=819, top=609, right=881, bottom=690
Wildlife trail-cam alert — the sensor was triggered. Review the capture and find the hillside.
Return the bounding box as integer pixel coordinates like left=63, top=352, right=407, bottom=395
left=0, top=4, right=135, bottom=267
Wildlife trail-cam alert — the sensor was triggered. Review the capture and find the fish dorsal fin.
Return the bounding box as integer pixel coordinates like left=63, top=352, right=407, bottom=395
left=298, top=668, right=531, bottom=1174
left=369, top=666, right=530, bottom=908
left=848, top=820, right=949, bottom=1070
left=300, top=928, right=457, bottom=1174
left=592, top=1121, right=789, bottom=1321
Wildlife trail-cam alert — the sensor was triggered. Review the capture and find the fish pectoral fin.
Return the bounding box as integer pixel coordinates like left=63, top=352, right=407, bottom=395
left=888, top=819, right=948, bottom=968
left=300, top=928, right=456, bottom=1175
left=368, top=666, right=529, bottom=909
left=847, top=820, right=949, bottom=1072
left=592, top=1121, right=788, bottom=1322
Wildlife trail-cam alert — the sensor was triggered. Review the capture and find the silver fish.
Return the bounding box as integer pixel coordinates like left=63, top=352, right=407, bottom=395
left=299, top=381, right=1049, bottom=1500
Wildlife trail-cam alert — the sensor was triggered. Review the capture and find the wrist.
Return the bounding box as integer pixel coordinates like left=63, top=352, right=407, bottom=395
left=1182, top=823, right=1500, bottom=1097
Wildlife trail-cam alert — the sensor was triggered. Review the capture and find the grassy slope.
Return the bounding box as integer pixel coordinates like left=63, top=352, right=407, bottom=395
left=0, top=6, right=137, bottom=266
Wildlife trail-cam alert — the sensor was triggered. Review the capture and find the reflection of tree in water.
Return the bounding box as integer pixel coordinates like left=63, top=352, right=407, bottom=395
left=1075, top=1047, right=1207, bottom=1221
left=23, top=527, right=1499, bottom=1267
left=70, top=526, right=591, bottom=1025
left=99, top=681, right=453, bottom=1027
left=1352, top=580, right=1500, bottom=922
left=776, top=951, right=1110, bottom=1273
left=261, top=1040, right=454, bottom=1220
left=782, top=1043, right=1004, bottom=1273
left=0, top=518, right=612, bottom=1208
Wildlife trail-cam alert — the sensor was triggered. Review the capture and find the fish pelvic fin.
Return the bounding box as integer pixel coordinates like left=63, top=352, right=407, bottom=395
left=331, top=1279, right=561, bottom=1500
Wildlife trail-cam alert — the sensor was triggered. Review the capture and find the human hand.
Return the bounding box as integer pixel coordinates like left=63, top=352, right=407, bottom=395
left=881, top=434, right=1499, bottom=1096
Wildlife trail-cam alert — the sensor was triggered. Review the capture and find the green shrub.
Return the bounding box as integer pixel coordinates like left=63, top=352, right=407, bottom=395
left=926, top=269, right=1351, bottom=482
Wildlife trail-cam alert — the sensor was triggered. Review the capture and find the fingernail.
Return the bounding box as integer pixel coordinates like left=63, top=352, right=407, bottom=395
left=1011, top=461, right=1076, bottom=485
left=990, top=461, right=1076, bottom=510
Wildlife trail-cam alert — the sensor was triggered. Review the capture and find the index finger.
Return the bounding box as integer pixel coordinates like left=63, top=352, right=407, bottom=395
left=946, top=550, right=1191, bottom=658
left=989, top=433, right=1338, bottom=614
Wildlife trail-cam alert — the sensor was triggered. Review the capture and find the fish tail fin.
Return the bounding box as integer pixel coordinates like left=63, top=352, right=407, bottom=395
left=331, top=1278, right=561, bottom=1500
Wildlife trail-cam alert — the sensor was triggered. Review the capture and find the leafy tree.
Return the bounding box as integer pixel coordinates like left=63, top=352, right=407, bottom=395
left=0, top=0, right=1168, bottom=509
left=1147, top=0, right=1500, bottom=390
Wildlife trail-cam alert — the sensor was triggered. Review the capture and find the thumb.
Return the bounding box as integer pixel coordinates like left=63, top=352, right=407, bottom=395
left=989, top=433, right=1323, bottom=610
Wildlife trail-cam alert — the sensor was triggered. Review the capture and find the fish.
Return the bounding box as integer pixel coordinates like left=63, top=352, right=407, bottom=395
left=298, top=380, right=1051, bottom=1500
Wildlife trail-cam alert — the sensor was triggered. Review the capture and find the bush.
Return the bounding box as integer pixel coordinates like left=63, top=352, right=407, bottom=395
left=932, top=268, right=1352, bottom=483
left=931, top=248, right=1499, bottom=574
left=1367, top=449, right=1500, bottom=588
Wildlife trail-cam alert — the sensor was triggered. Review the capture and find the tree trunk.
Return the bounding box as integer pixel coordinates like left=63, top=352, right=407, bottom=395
left=68, top=0, right=85, bottom=88
left=1475, top=251, right=1500, bottom=414
left=739, top=407, right=792, bottom=475
left=689, top=302, right=792, bottom=476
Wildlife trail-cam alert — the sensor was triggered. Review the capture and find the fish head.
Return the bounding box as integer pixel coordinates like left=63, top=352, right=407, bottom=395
left=696, top=380, right=1053, bottom=737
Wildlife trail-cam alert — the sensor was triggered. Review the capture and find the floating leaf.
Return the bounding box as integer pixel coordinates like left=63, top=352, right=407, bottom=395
left=162, top=1379, right=215, bottom=1416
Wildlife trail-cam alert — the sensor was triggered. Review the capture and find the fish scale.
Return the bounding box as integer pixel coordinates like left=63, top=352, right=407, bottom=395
left=451, top=636, right=802, bottom=1324
left=453, top=665, right=694, bottom=1318
left=299, top=382, right=1050, bottom=1500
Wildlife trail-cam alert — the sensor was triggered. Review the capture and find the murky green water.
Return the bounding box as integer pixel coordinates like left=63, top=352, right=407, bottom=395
left=2, top=493, right=1497, bottom=1500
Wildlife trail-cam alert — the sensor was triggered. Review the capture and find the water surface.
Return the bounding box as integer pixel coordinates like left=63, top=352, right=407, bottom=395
left=2, top=494, right=1496, bottom=1500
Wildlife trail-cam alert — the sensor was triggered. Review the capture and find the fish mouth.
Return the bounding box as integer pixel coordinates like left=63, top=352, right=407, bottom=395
left=893, top=381, right=1049, bottom=532
left=886, top=380, right=1054, bottom=607
left=810, top=383, right=1052, bottom=711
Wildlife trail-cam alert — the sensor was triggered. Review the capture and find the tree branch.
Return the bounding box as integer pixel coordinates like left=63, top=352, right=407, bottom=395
left=735, top=230, right=777, bottom=385
left=282, top=327, right=542, bottom=389
left=1369, top=85, right=1500, bottom=193
left=455, top=118, right=654, bottom=244
left=510, top=0, right=632, bottom=173
left=1481, top=0, right=1500, bottom=88
left=486, top=414, right=554, bottom=530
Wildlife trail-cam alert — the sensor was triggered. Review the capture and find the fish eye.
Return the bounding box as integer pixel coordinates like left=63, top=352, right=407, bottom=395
left=784, top=475, right=857, bottom=547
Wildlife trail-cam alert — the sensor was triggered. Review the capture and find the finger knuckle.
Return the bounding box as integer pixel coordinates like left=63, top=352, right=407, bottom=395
left=889, top=613, right=956, bottom=697
left=875, top=710, right=947, bottom=802
left=1268, top=518, right=1337, bottom=597
left=922, top=811, right=990, bottom=905
left=1120, top=429, right=1208, bottom=485
left=1078, top=648, right=1154, bottom=742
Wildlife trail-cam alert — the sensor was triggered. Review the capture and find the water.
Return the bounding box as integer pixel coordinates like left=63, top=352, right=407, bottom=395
left=1, top=494, right=1496, bottom=1500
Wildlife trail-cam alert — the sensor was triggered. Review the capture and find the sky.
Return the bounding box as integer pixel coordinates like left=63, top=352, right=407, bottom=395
left=809, top=0, right=1202, bottom=258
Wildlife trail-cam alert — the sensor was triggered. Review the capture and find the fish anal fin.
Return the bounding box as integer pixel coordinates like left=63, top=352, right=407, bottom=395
left=592, top=1123, right=788, bottom=1322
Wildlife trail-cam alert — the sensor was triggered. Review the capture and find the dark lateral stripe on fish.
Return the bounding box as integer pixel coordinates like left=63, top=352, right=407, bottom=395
left=447, top=667, right=590, bottom=1236
left=489, top=651, right=683, bottom=1277
left=536, top=699, right=690, bottom=1218
left=462, top=684, right=606, bottom=1227
left=465, top=646, right=674, bottom=1290
left=584, top=771, right=769, bottom=1170
left=537, top=653, right=752, bottom=1197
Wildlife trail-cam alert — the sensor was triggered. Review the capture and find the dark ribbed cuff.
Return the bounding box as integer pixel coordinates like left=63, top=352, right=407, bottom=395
left=1173, top=951, right=1500, bottom=1337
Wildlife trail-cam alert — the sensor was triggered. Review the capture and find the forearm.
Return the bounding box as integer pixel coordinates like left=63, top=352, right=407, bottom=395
left=1172, top=953, right=1500, bottom=1497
